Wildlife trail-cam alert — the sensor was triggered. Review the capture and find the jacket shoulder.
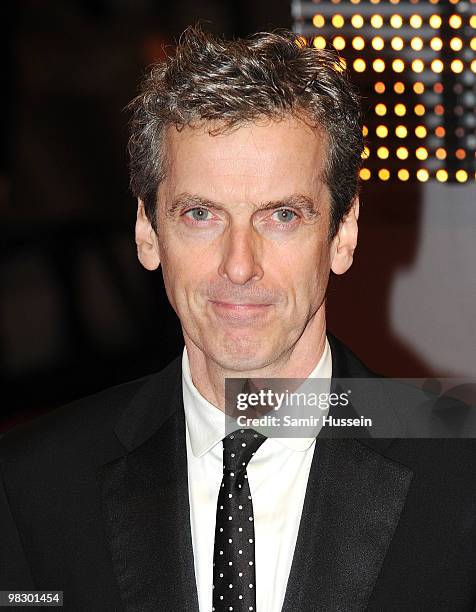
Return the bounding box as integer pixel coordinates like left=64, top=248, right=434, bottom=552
left=0, top=356, right=181, bottom=468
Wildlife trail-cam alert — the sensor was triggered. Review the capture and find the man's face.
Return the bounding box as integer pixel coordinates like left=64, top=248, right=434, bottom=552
left=137, top=116, right=357, bottom=373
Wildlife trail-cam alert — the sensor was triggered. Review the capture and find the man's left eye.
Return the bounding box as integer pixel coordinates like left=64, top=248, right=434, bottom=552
left=272, top=209, right=297, bottom=223
left=185, top=208, right=212, bottom=221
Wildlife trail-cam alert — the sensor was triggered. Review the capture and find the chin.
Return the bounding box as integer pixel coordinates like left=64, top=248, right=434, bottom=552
left=208, top=335, right=279, bottom=373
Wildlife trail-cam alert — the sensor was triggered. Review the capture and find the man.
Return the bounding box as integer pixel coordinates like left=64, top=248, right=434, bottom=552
left=1, top=27, right=475, bottom=612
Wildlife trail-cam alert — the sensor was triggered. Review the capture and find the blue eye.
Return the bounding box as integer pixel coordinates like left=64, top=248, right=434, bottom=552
left=185, top=208, right=211, bottom=222
left=272, top=209, right=297, bottom=223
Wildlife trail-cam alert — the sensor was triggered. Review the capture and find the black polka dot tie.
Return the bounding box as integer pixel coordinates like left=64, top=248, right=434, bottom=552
left=212, top=428, right=266, bottom=612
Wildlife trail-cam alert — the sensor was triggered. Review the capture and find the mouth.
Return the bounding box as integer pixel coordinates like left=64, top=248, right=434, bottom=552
left=209, top=300, right=273, bottom=322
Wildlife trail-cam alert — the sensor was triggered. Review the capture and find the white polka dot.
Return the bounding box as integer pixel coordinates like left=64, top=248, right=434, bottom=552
left=240, top=429, right=244, bottom=433
left=220, top=551, right=224, bottom=555
left=242, top=442, right=246, bottom=447
left=239, top=595, right=243, bottom=600
left=249, top=516, right=253, bottom=521
left=228, top=538, right=232, bottom=543
left=231, top=453, right=235, bottom=458
left=249, top=561, right=253, bottom=566
left=239, top=549, right=243, bottom=554
left=220, top=527, right=223, bottom=532
left=239, top=572, right=243, bottom=577
left=228, top=516, right=232, bottom=521
left=229, top=584, right=233, bottom=589
left=238, top=505, right=243, bottom=510
left=249, top=538, right=253, bottom=543
left=230, top=472, right=234, bottom=476
left=220, top=573, right=223, bottom=578
left=249, top=583, right=254, bottom=588
left=228, top=493, right=233, bottom=498
left=238, top=527, right=243, bottom=532
left=220, top=595, right=224, bottom=600
left=228, top=561, right=233, bottom=566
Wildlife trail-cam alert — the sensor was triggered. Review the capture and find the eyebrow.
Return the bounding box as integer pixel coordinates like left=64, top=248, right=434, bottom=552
left=166, top=192, right=320, bottom=221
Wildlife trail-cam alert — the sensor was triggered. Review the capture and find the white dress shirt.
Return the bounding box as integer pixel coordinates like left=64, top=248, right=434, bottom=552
left=182, top=339, right=332, bottom=612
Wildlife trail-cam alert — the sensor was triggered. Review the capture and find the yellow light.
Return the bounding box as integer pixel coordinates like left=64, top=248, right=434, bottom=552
left=449, top=15, right=462, bottom=29
left=394, top=82, right=405, bottom=94
left=435, top=148, right=447, bottom=160
left=390, top=14, right=403, bottom=28
left=359, top=168, right=371, bottom=180
left=456, top=170, right=468, bottom=183
left=350, top=0, right=361, bottom=4
left=416, top=147, right=428, bottom=160
left=394, top=103, right=406, bottom=116
left=378, top=169, right=390, bottom=181
left=471, top=38, right=476, bottom=51
left=351, top=14, right=364, bottom=28
left=361, top=146, right=370, bottom=159
left=430, top=37, right=443, bottom=51
left=332, top=14, right=345, bottom=28
left=377, top=146, right=389, bottom=160
left=370, top=14, right=384, bottom=28
left=431, top=59, right=444, bottom=73
left=410, top=37, right=424, bottom=51
left=373, top=59, right=386, bottom=73
left=429, top=15, right=442, bottom=29
left=376, top=125, right=388, bottom=138
left=395, top=125, right=407, bottom=138
left=471, top=16, right=476, bottom=28
left=410, top=15, right=423, bottom=28
left=415, top=125, right=427, bottom=138
left=352, top=36, right=365, bottom=50
left=398, top=169, right=410, bottom=181
left=414, top=104, right=425, bottom=116
left=353, top=59, right=367, bottom=72
left=313, top=36, right=326, bottom=50
left=451, top=59, right=464, bottom=73
left=396, top=147, right=409, bottom=160
left=393, top=59, right=405, bottom=73
left=375, top=103, right=387, bottom=116
left=471, top=60, right=476, bottom=73
left=412, top=59, right=425, bottom=73
left=413, top=82, right=425, bottom=94
left=372, top=36, right=384, bottom=50
left=333, top=36, right=346, bottom=50
left=362, top=125, right=369, bottom=137
left=312, top=14, right=325, bottom=28
left=450, top=37, right=463, bottom=51
left=436, top=169, right=448, bottom=182
left=416, top=169, right=429, bottom=182
left=375, top=81, right=386, bottom=94
left=391, top=36, right=404, bottom=51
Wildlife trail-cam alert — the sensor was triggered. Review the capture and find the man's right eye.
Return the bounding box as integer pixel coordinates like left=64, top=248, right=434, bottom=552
left=184, top=208, right=212, bottom=222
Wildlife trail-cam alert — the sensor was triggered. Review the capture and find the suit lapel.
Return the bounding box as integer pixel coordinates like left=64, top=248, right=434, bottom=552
left=96, top=358, right=199, bottom=612
left=281, top=334, right=414, bottom=611
left=281, top=437, right=413, bottom=611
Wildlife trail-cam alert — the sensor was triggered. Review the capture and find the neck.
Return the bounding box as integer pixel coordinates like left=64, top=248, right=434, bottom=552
left=184, top=309, right=327, bottom=411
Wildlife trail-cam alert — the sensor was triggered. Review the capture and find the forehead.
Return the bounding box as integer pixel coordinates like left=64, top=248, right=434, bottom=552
left=160, top=116, right=330, bottom=204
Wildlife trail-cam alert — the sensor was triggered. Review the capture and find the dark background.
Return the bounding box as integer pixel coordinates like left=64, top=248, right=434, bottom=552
left=0, top=0, right=456, bottom=432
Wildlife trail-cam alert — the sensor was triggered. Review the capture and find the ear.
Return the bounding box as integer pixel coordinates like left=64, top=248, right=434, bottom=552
left=330, top=197, right=359, bottom=275
left=135, top=199, right=160, bottom=271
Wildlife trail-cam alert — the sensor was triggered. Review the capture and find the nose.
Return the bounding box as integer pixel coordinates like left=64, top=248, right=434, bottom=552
left=218, top=224, right=264, bottom=285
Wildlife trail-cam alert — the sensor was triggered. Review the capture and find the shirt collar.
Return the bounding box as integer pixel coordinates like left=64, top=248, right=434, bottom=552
left=182, top=338, right=332, bottom=457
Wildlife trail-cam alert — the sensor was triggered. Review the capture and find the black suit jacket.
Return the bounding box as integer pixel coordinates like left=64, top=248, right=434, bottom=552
left=1, top=334, right=475, bottom=611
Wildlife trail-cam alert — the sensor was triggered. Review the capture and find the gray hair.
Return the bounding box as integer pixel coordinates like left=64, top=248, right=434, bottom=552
left=128, top=26, right=363, bottom=239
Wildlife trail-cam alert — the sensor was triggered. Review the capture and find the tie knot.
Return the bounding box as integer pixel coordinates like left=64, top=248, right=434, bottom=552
left=222, top=428, right=266, bottom=472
